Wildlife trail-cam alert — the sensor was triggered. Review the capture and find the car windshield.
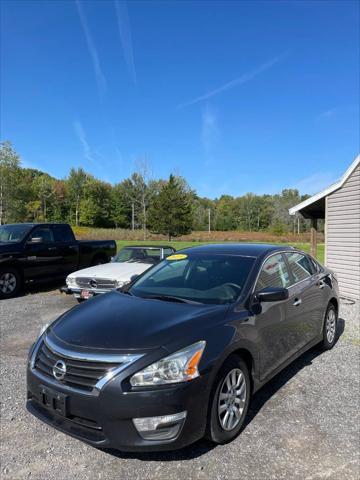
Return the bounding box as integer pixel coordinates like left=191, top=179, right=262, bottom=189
left=129, top=254, right=255, bottom=305
left=114, top=247, right=161, bottom=265
left=0, top=224, right=32, bottom=243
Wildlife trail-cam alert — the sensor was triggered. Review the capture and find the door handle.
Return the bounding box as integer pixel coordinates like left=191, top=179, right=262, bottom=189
left=293, top=298, right=302, bottom=307
left=48, top=247, right=56, bottom=251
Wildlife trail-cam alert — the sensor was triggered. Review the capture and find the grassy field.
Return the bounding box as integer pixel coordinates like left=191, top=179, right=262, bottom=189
left=115, top=240, right=325, bottom=264
left=73, top=227, right=325, bottom=262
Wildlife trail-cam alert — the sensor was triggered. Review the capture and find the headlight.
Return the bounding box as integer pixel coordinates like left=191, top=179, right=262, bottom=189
left=130, top=341, right=206, bottom=387
left=66, top=276, right=76, bottom=286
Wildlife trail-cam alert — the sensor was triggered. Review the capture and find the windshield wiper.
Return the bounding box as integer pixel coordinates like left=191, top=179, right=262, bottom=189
left=142, top=294, right=201, bottom=304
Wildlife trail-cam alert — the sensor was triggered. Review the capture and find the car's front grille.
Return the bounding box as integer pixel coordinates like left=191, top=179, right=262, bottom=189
left=75, top=277, right=116, bottom=290
left=34, top=341, right=121, bottom=392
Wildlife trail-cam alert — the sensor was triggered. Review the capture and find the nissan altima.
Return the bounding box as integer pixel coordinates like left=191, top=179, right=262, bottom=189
left=26, top=244, right=339, bottom=451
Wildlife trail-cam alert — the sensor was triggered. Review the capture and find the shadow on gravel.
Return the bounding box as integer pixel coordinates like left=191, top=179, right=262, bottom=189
left=103, top=319, right=345, bottom=462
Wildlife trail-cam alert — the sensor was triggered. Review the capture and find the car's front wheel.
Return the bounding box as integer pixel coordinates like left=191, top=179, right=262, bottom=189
left=206, top=355, right=251, bottom=444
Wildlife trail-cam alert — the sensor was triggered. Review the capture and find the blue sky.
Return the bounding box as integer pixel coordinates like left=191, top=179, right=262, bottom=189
left=1, top=0, right=359, bottom=198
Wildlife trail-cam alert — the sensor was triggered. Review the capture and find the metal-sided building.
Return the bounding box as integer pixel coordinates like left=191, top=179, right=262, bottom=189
left=290, top=155, right=360, bottom=301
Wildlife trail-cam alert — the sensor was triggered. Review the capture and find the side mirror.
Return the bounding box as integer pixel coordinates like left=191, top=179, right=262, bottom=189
left=256, top=287, right=289, bottom=302
left=28, top=237, right=43, bottom=244
left=130, top=274, right=139, bottom=283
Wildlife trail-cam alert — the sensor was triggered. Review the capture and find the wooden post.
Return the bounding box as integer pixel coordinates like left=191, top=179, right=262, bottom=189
left=310, top=218, right=318, bottom=258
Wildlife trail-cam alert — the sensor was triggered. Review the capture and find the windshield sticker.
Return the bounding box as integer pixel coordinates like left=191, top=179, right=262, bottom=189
left=167, top=254, right=188, bottom=261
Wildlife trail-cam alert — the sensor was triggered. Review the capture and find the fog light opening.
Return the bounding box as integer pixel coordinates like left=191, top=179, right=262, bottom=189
left=133, top=411, right=187, bottom=441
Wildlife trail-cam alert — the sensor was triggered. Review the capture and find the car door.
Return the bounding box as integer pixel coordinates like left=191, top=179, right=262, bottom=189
left=284, top=251, right=325, bottom=346
left=52, top=224, right=79, bottom=275
left=23, top=226, right=59, bottom=279
left=254, top=253, right=294, bottom=380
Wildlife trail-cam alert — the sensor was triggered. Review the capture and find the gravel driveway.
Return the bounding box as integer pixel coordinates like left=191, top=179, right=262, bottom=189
left=1, top=290, right=359, bottom=480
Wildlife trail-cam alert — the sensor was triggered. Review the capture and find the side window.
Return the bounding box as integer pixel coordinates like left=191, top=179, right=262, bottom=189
left=29, top=227, right=54, bottom=243
left=308, top=256, right=321, bottom=274
left=256, top=254, right=291, bottom=291
left=53, top=225, right=74, bottom=242
left=285, top=252, right=313, bottom=282
left=163, top=248, right=175, bottom=258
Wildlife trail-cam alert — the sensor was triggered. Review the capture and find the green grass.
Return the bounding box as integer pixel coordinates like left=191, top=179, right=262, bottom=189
left=116, top=240, right=325, bottom=264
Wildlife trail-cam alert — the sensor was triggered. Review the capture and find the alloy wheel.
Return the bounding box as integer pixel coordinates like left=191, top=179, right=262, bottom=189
left=0, top=272, right=17, bottom=294
left=218, top=368, right=246, bottom=431
left=326, top=308, right=336, bottom=343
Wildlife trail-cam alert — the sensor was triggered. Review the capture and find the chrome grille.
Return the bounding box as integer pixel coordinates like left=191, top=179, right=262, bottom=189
left=75, top=277, right=116, bottom=290
left=34, top=341, right=120, bottom=392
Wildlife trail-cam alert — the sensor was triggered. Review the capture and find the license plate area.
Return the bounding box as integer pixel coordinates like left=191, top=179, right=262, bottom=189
left=81, top=289, right=94, bottom=299
left=40, top=385, right=67, bottom=417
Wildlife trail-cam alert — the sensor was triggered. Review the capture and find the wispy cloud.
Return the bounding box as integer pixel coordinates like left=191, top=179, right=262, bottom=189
left=177, top=56, right=283, bottom=109
left=316, top=108, right=337, bottom=121
left=75, top=0, right=107, bottom=95
left=73, top=120, right=99, bottom=168
left=201, top=104, right=220, bottom=156
left=293, top=172, right=338, bottom=194
left=114, top=1, right=137, bottom=83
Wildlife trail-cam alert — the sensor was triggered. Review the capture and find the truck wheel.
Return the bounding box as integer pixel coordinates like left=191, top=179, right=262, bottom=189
left=0, top=267, right=22, bottom=299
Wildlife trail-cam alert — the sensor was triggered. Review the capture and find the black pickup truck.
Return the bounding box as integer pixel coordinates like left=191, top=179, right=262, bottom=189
left=0, top=223, right=116, bottom=299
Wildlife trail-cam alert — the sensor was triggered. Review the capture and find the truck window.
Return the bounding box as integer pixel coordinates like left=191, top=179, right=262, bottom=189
left=29, top=227, right=54, bottom=243
left=53, top=225, right=74, bottom=242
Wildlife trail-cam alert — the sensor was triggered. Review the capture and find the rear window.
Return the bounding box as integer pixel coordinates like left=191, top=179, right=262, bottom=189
left=53, top=225, right=74, bottom=242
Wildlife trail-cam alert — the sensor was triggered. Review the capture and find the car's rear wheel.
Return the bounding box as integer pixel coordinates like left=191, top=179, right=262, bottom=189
left=206, top=355, right=250, bottom=444
left=0, top=267, right=22, bottom=299
left=320, top=303, right=338, bottom=350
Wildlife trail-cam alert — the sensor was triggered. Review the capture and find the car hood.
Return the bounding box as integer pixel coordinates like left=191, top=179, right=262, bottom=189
left=69, top=262, right=151, bottom=281
left=49, top=291, right=228, bottom=351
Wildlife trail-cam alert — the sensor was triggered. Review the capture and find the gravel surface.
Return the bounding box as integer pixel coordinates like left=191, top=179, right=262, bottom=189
left=1, top=290, right=359, bottom=480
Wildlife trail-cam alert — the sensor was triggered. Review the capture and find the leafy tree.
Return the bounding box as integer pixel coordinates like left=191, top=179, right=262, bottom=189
left=79, top=176, right=112, bottom=227
left=33, top=174, right=54, bottom=222
left=110, top=182, right=131, bottom=228
left=0, top=141, right=21, bottom=224
left=67, top=167, right=87, bottom=226
left=148, top=174, right=194, bottom=240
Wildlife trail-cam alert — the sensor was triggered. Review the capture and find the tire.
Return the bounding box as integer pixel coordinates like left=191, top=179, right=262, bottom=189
left=320, top=303, right=338, bottom=350
left=0, top=267, right=22, bottom=299
left=206, top=355, right=251, bottom=444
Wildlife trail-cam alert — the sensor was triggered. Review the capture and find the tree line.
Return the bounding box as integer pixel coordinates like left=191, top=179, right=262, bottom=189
left=0, top=141, right=312, bottom=239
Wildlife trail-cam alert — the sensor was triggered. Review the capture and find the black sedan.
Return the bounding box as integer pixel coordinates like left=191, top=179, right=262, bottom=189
left=26, top=244, right=339, bottom=451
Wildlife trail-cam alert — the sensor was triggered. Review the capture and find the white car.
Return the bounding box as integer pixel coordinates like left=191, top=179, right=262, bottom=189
left=63, top=245, right=175, bottom=301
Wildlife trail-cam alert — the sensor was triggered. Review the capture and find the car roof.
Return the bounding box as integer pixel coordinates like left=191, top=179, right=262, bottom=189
left=178, top=243, right=294, bottom=258
left=122, top=245, right=175, bottom=250
left=3, top=223, right=69, bottom=227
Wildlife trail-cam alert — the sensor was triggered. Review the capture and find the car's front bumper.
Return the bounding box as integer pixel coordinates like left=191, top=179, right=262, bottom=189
left=26, top=362, right=211, bottom=452
left=60, top=286, right=110, bottom=297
